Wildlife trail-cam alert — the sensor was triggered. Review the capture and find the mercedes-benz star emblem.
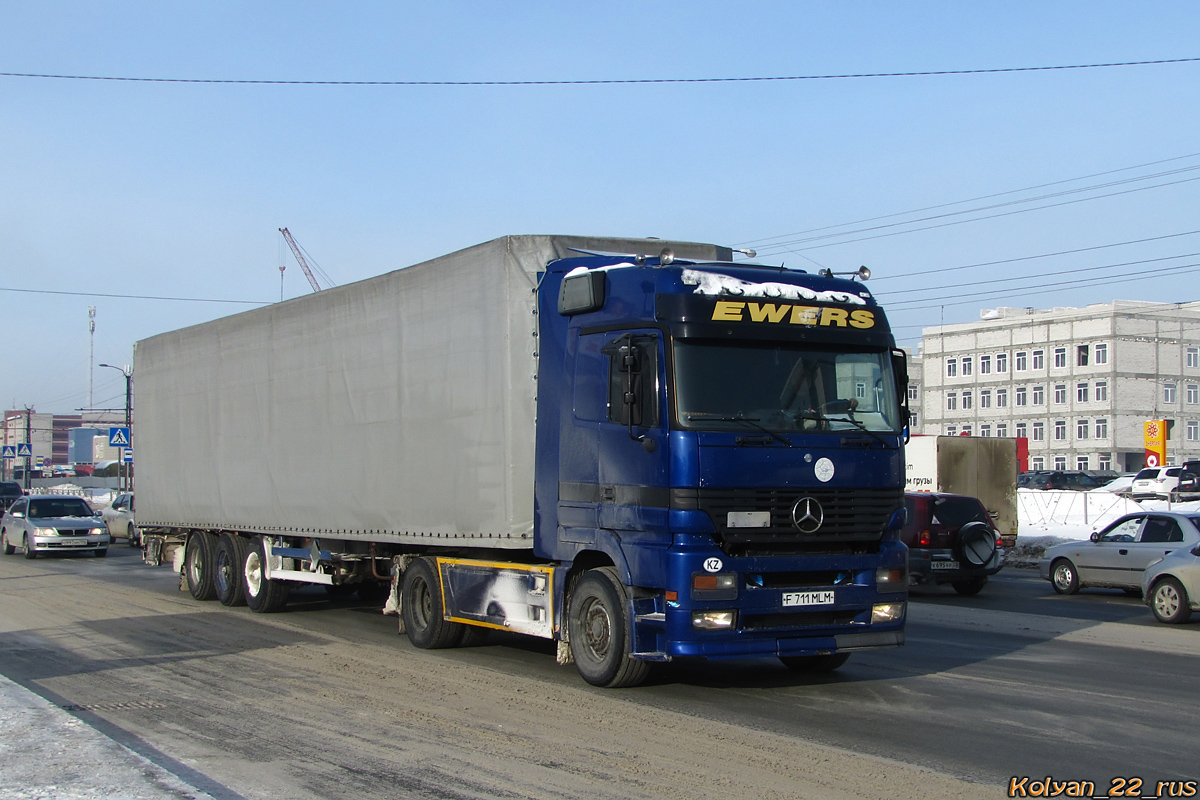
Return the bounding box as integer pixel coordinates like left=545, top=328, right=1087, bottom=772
left=791, top=497, right=824, bottom=533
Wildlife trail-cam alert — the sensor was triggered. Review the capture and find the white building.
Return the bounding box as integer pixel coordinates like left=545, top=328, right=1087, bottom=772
left=919, top=300, right=1200, bottom=473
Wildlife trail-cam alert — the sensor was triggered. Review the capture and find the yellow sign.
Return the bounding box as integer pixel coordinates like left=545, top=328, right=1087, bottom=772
left=711, top=301, right=875, bottom=329
left=1144, top=419, right=1168, bottom=467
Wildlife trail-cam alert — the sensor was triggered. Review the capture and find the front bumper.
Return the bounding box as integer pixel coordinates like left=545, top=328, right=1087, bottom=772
left=30, top=532, right=111, bottom=553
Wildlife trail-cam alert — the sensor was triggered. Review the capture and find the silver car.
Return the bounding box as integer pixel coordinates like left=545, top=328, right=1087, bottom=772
left=101, top=492, right=139, bottom=547
left=0, top=495, right=111, bottom=558
left=1040, top=511, right=1200, bottom=594
left=1142, top=543, right=1200, bottom=623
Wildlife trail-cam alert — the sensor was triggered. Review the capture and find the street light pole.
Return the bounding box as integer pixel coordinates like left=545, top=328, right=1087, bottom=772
left=98, top=363, right=133, bottom=492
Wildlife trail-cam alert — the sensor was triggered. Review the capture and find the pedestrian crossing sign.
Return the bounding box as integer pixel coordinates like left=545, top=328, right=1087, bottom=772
left=109, top=427, right=130, bottom=447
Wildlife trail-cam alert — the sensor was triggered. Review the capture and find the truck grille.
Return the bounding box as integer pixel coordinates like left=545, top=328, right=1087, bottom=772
left=675, top=487, right=903, bottom=557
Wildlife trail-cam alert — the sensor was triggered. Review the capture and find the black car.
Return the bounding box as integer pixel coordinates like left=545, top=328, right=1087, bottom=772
left=902, top=492, right=1004, bottom=595
left=0, top=481, right=24, bottom=512
left=1017, top=471, right=1103, bottom=491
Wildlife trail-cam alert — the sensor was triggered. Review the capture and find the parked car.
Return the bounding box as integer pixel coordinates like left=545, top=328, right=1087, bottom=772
left=1128, top=466, right=1188, bottom=500
left=1017, top=471, right=1104, bottom=491
left=902, top=492, right=1004, bottom=595
left=1040, top=511, right=1200, bottom=595
left=101, top=492, right=139, bottom=547
left=1098, top=473, right=1140, bottom=495
left=1141, top=542, right=1200, bottom=623
left=0, top=481, right=24, bottom=512
left=0, top=495, right=111, bottom=558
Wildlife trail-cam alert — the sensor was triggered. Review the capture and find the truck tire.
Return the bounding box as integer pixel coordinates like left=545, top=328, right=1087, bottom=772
left=779, top=653, right=850, bottom=672
left=401, top=557, right=465, bottom=649
left=244, top=536, right=289, bottom=613
left=185, top=532, right=216, bottom=600
left=215, top=533, right=250, bottom=607
left=567, top=566, right=651, bottom=688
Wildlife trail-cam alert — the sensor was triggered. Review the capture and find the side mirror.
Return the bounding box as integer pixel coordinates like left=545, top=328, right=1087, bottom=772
left=1090, top=531, right=1102, bottom=543
left=1192, top=544, right=1200, bottom=557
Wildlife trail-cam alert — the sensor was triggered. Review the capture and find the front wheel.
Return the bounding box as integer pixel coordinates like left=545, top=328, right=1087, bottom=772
left=1050, top=559, right=1079, bottom=595
left=567, top=567, right=650, bottom=688
left=1150, top=578, right=1192, bottom=624
left=1, top=530, right=13, bottom=556
left=23, top=534, right=36, bottom=559
left=780, top=653, right=851, bottom=672
left=93, top=548, right=108, bottom=558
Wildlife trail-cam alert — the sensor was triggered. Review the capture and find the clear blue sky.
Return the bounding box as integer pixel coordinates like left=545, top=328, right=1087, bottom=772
left=3, top=2, right=1199, bottom=414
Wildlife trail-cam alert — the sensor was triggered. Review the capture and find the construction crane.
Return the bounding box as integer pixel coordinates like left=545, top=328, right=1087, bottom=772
left=279, top=227, right=326, bottom=293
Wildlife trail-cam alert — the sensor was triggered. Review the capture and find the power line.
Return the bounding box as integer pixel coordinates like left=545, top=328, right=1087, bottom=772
left=870, top=229, right=1200, bottom=283
left=0, top=286, right=269, bottom=305
left=1, top=56, right=1198, bottom=86
left=741, top=152, right=1200, bottom=248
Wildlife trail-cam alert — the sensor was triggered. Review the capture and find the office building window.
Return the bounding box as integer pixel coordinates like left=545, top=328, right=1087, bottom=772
left=1054, top=420, right=1067, bottom=440
left=946, top=358, right=957, bottom=377
left=996, top=388, right=1008, bottom=408
left=997, top=423, right=1008, bottom=438
left=1077, top=456, right=1089, bottom=471
left=1032, top=350, right=1044, bottom=370
left=980, top=424, right=991, bottom=437
left=1095, top=381, right=1108, bottom=402
left=1095, top=343, right=1108, bottom=364
left=1189, top=347, right=1199, bottom=369
left=1015, top=386, right=1027, bottom=406
left=1054, top=384, right=1067, bottom=404
left=980, top=355, right=991, bottom=374
left=910, top=410, right=919, bottom=427
left=1077, top=345, right=1089, bottom=366
left=1032, top=385, right=1045, bottom=405
left=961, top=390, right=973, bottom=410
left=1098, top=454, right=1112, bottom=471
left=946, top=392, right=957, bottom=411
left=1077, top=383, right=1089, bottom=403
left=1095, top=418, right=1108, bottom=439
left=961, top=357, right=973, bottom=376
left=980, top=390, right=991, bottom=409
left=946, top=425, right=957, bottom=436
left=1054, top=347, right=1067, bottom=368
left=1032, top=457, right=1045, bottom=470
left=1032, top=422, right=1045, bottom=441
left=1189, top=385, right=1199, bottom=405
left=908, top=384, right=919, bottom=401
left=1189, top=421, right=1199, bottom=442
left=1016, top=422, right=1027, bottom=439
left=1077, top=419, right=1089, bottom=440
left=1054, top=456, right=1067, bottom=470
left=1165, top=383, right=1178, bottom=404
left=1015, top=351, right=1027, bottom=371
left=996, top=353, right=1008, bottom=373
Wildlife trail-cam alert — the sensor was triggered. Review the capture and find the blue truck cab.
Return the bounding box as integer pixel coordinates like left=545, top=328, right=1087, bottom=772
left=535, top=249, right=910, bottom=686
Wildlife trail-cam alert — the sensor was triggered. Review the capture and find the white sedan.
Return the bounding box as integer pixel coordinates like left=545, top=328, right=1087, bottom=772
left=1040, top=511, right=1200, bottom=594
left=101, top=493, right=140, bottom=547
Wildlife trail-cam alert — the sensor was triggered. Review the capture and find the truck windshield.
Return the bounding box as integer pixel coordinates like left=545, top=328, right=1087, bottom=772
left=673, top=340, right=901, bottom=433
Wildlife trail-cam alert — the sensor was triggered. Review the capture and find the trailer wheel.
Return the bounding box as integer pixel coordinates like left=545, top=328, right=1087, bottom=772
left=401, top=557, right=464, bottom=649
left=215, top=534, right=250, bottom=607
left=243, top=536, right=289, bottom=613
left=567, top=567, right=650, bottom=688
left=184, top=532, right=216, bottom=600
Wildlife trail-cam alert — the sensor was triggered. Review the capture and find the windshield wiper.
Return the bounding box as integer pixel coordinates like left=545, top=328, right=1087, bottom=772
left=685, top=413, right=792, bottom=447
left=822, top=416, right=891, bottom=447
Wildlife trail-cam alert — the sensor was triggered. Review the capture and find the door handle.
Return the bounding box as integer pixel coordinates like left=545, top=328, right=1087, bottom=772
left=1119, top=549, right=1128, bottom=555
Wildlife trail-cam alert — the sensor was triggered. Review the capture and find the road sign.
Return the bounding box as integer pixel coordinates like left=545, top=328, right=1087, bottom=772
left=123, top=449, right=134, bottom=463
left=16, top=443, right=31, bottom=457
left=1, top=446, right=13, bottom=459
left=109, top=427, right=130, bottom=447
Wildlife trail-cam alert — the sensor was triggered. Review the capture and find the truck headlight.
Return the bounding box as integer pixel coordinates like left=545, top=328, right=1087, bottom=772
left=692, top=610, right=737, bottom=630
left=872, top=602, right=905, bottom=623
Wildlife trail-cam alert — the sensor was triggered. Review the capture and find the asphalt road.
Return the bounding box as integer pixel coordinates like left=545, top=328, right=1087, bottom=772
left=1, top=547, right=1198, bottom=799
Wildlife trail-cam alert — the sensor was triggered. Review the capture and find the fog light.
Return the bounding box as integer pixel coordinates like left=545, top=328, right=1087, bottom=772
left=875, top=566, right=907, bottom=588
left=692, top=610, right=736, bottom=630
left=872, top=602, right=905, bottom=623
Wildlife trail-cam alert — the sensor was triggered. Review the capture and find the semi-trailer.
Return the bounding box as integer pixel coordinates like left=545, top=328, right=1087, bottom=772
left=137, top=234, right=911, bottom=687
